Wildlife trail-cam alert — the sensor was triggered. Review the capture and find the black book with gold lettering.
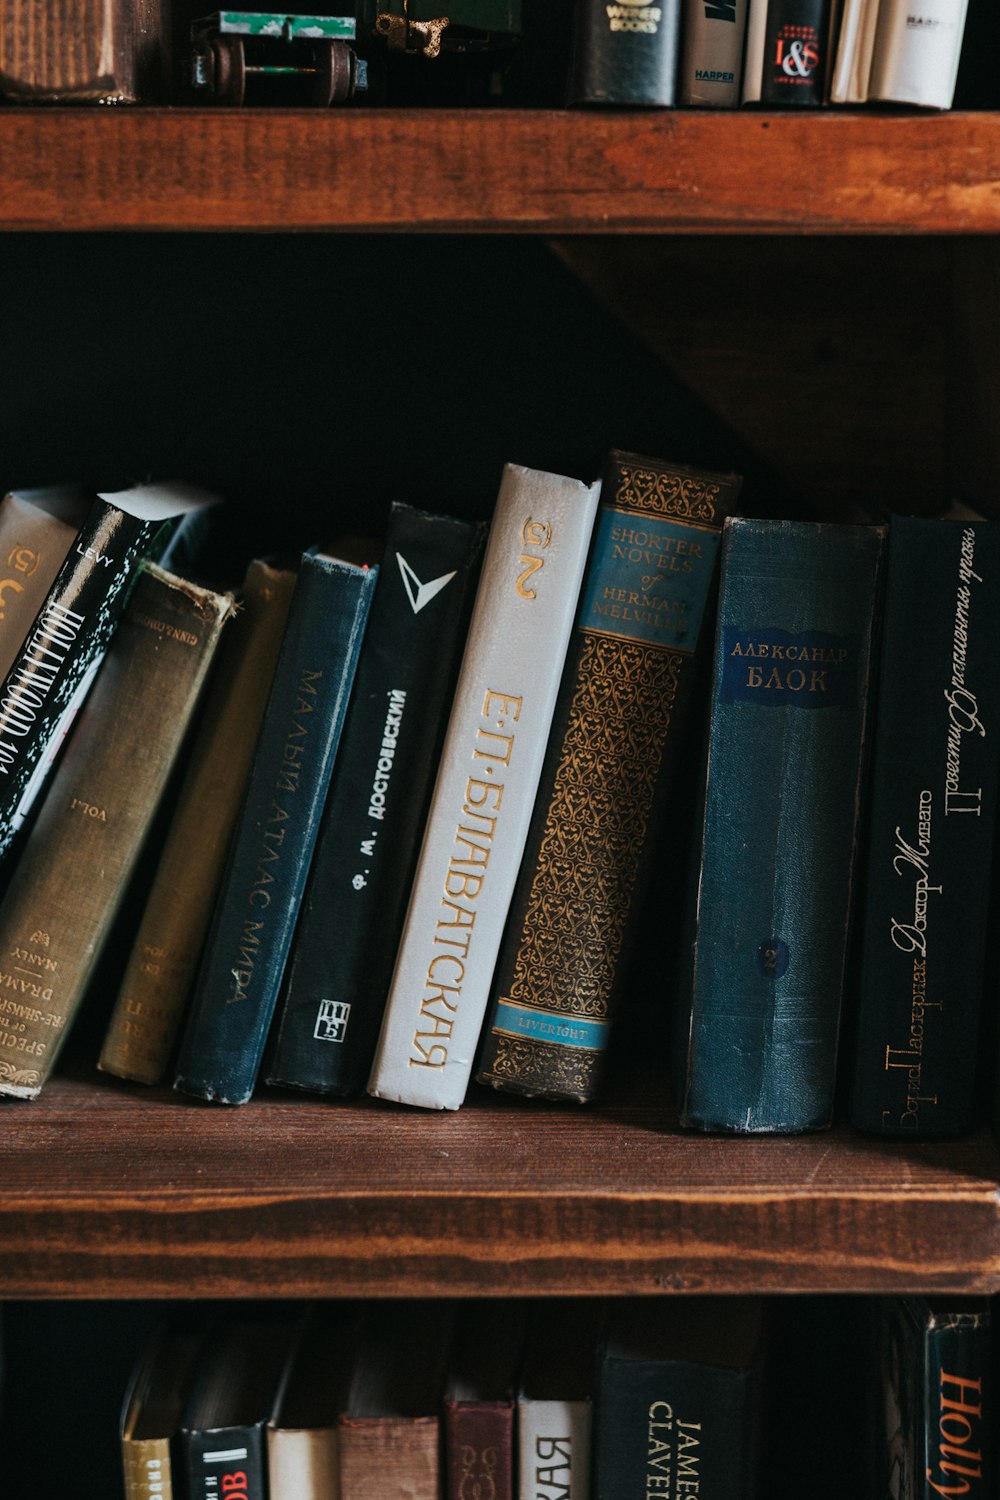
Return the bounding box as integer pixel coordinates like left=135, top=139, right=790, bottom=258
left=568, top=0, right=683, bottom=104
left=476, top=451, right=740, bottom=1103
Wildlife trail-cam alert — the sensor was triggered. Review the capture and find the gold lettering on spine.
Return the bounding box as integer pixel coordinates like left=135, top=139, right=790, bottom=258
left=407, top=690, right=521, bottom=1068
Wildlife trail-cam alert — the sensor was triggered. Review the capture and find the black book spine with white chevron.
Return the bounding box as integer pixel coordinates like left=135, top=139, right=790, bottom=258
left=267, top=502, right=485, bottom=1097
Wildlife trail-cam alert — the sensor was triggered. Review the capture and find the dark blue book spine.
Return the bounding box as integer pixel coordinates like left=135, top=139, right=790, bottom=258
left=266, top=504, right=483, bottom=1096
left=675, top=517, right=883, bottom=1133
left=173, top=552, right=377, bottom=1105
left=593, top=1301, right=765, bottom=1500
left=0, top=496, right=161, bottom=859
left=850, top=518, right=1000, bottom=1137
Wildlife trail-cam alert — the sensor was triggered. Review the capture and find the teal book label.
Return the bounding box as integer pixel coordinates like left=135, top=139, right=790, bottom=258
left=173, top=551, right=377, bottom=1105
left=477, top=451, right=741, bottom=1103
left=675, top=516, right=883, bottom=1134
left=850, top=517, right=1000, bottom=1137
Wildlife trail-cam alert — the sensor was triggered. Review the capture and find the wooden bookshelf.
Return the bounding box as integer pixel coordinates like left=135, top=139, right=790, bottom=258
left=0, top=1071, right=997, bottom=1299
left=0, top=108, right=1000, bottom=233
left=0, top=106, right=998, bottom=1315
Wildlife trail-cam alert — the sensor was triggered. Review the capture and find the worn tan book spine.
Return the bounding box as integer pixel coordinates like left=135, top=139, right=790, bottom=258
left=339, top=1417, right=439, bottom=1499
left=0, top=564, right=235, bottom=1099
left=122, top=1437, right=174, bottom=1500
left=0, top=0, right=169, bottom=101
left=99, top=559, right=295, bottom=1085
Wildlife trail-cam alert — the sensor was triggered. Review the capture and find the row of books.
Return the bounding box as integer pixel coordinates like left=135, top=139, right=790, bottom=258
left=0, top=0, right=981, bottom=112
left=103, top=1292, right=989, bottom=1500
left=0, top=456, right=994, bottom=1141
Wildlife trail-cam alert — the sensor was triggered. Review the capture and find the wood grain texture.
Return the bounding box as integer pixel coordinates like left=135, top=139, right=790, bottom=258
left=1, top=109, right=1000, bottom=232
left=0, top=1072, right=997, bottom=1297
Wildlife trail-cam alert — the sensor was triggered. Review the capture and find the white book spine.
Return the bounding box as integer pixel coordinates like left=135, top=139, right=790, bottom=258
left=740, top=0, right=767, bottom=100
left=830, top=0, right=881, bottom=101
left=868, top=0, right=968, bottom=106
left=367, top=463, right=601, bottom=1111
left=518, top=1397, right=591, bottom=1500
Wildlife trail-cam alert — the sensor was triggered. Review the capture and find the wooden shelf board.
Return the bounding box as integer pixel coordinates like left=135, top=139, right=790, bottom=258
left=1, top=1073, right=997, bottom=1297
left=0, top=109, right=998, bottom=233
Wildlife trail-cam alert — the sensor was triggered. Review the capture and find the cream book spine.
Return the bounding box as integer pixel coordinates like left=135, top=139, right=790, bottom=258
left=868, top=0, right=968, bottom=106
left=518, top=1398, right=591, bottom=1500
left=367, top=463, right=601, bottom=1111
left=830, top=0, right=881, bottom=100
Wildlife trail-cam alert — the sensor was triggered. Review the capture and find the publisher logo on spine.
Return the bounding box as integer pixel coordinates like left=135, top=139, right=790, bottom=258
left=314, top=998, right=351, bottom=1043
left=771, top=24, right=821, bottom=84
left=605, top=0, right=662, bottom=34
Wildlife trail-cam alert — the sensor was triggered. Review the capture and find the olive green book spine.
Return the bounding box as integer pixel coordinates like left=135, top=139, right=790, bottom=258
left=0, top=564, right=235, bottom=1099
left=99, top=559, right=296, bottom=1085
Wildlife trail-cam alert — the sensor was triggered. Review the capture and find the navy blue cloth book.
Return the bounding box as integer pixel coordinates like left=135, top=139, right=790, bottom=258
left=674, top=517, right=884, bottom=1134
left=173, top=550, right=377, bottom=1105
left=593, top=1298, right=766, bottom=1500
left=266, top=503, right=483, bottom=1097
left=850, top=516, right=1000, bottom=1138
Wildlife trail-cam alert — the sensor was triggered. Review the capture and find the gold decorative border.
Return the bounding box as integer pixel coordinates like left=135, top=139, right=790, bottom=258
left=503, top=632, right=682, bottom=1031
left=480, top=1033, right=602, bottom=1102
left=612, top=459, right=722, bottom=523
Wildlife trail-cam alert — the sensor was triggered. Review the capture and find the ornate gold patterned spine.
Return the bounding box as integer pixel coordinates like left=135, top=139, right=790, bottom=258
left=477, top=450, right=741, bottom=1103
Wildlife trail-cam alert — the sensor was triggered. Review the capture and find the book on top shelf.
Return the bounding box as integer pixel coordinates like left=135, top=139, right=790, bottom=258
left=850, top=514, right=1000, bottom=1138
left=741, top=0, right=834, bottom=102
left=367, top=461, right=601, bottom=1112
left=0, top=562, right=235, bottom=1100
left=567, top=0, right=682, bottom=104
left=267, top=502, right=484, bottom=1099
left=679, top=0, right=750, bottom=105
left=673, top=516, right=884, bottom=1134
left=173, top=548, right=378, bottom=1105
left=476, top=449, right=740, bottom=1104
left=0, top=479, right=220, bottom=868
left=98, top=556, right=298, bottom=1086
left=868, top=0, right=970, bottom=106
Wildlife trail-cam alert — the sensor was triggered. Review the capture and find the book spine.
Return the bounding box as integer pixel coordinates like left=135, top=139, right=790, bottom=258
left=593, top=1353, right=762, bottom=1499
left=679, top=0, right=749, bottom=104
left=742, top=0, right=832, bottom=102
left=868, top=0, right=969, bottom=107
left=122, top=1439, right=174, bottom=1500
left=518, top=1398, right=591, bottom=1500
left=829, top=0, right=879, bottom=101
left=0, top=566, right=235, bottom=1100
left=99, top=560, right=297, bottom=1086
left=922, top=1305, right=991, bottom=1500
left=477, top=452, right=739, bottom=1103
left=445, top=1402, right=515, bottom=1500
left=339, top=1417, right=440, bottom=1498
left=0, top=491, right=81, bottom=682
left=567, top=0, right=682, bottom=104
left=850, top=519, right=1000, bottom=1137
left=367, top=463, right=601, bottom=1111
left=267, top=504, right=483, bottom=1097
left=676, top=518, right=883, bottom=1133
left=0, top=495, right=161, bottom=862
left=173, top=553, right=377, bottom=1105
left=179, top=1425, right=268, bottom=1500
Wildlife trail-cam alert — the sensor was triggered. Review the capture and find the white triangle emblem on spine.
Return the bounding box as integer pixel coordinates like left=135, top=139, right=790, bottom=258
left=396, top=553, right=457, bottom=615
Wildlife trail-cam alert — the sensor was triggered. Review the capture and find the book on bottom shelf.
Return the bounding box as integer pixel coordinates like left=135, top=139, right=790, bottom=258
left=0, top=562, right=236, bottom=1100
left=267, top=1304, right=362, bottom=1500
left=476, top=449, right=741, bottom=1104
left=177, top=1319, right=294, bottom=1500
left=829, top=0, right=881, bottom=100
left=517, top=1302, right=602, bottom=1500
left=673, top=516, right=884, bottom=1134
left=339, top=1302, right=452, bottom=1500
left=850, top=515, right=1000, bottom=1138
left=0, top=479, right=220, bottom=867
left=267, top=502, right=484, bottom=1098
left=367, top=461, right=601, bottom=1112
left=444, top=1302, right=526, bottom=1500
left=120, top=1324, right=204, bottom=1500
left=875, top=1297, right=990, bottom=1500
left=173, top=549, right=378, bottom=1105
left=593, top=1297, right=766, bottom=1500
left=98, top=556, right=298, bottom=1085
